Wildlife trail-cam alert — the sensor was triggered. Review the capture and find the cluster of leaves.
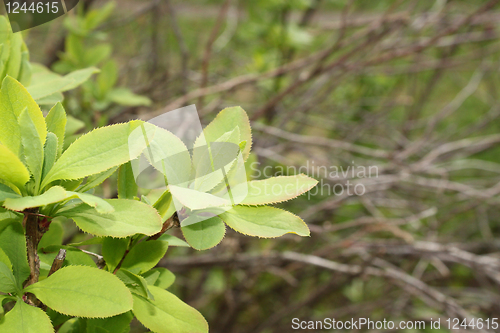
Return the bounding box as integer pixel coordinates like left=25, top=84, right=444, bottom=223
left=0, top=68, right=316, bottom=331
left=0, top=16, right=98, bottom=107
left=53, top=2, right=151, bottom=127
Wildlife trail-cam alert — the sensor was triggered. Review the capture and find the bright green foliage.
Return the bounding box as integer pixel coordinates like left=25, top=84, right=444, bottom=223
left=118, top=162, right=138, bottom=199
left=132, top=286, right=209, bottom=333
left=86, top=312, right=134, bottom=333
left=219, top=205, right=310, bottom=237
left=163, top=106, right=316, bottom=247
left=120, top=240, right=169, bottom=274
left=156, top=234, right=190, bottom=247
left=169, top=185, right=231, bottom=210
left=45, top=103, right=67, bottom=157
left=195, top=106, right=253, bottom=160
left=0, top=143, right=30, bottom=190
left=77, top=167, right=118, bottom=193
left=25, top=266, right=133, bottom=318
left=116, top=269, right=152, bottom=299
left=238, top=174, right=318, bottom=205
left=53, top=1, right=150, bottom=127
left=0, top=300, right=54, bottom=333
left=66, top=192, right=114, bottom=214
left=57, top=199, right=162, bottom=238
left=0, top=184, right=20, bottom=201
left=181, top=216, right=226, bottom=250
left=102, top=237, right=129, bottom=272
left=0, top=221, right=30, bottom=289
left=0, top=261, right=18, bottom=294
left=41, top=121, right=144, bottom=188
left=0, top=61, right=316, bottom=332
left=0, top=16, right=98, bottom=109
left=27, top=67, right=99, bottom=101
left=0, top=247, right=13, bottom=270
left=0, top=16, right=31, bottom=85
left=152, top=190, right=176, bottom=220
left=142, top=268, right=176, bottom=289
left=3, top=186, right=67, bottom=211
left=42, top=133, right=58, bottom=180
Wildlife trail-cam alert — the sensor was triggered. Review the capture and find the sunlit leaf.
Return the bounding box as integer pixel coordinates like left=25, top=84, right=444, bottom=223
left=25, top=265, right=133, bottom=318
left=0, top=300, right=54, bottom=333
left=57, top=199, right=162, bottom=238
left=132, top=286, right=208, bottom=333
left=219, top=205, right=310, bottom=237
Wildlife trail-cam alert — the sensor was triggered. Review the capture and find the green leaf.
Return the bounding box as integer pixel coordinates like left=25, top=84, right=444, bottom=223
left=0, top=87, right=21, bottom=156
left=27, top=67, right=99, bottom=100
left=193, top=127, right=241, bottom=193
left=0, top=262, right=17, bottom=294
left=19, top=108, right=44, bottom=188
left=66, top=192, right=114, bottom=214
left=86, top=312, right=133, bottom=333
left=118, top=162, right=137, bottom=199
left=36, top=92, right=63, bottom=106
left=0, top=143, right=30, bottom=190
left=0, top=247, right=13, bottom=270
left=0, top=183, right=20, bottom=202
left=102, top=237, right=128, bottom=272
left=42, top=121, right=146, bottom=188
left=58, top=179, right=83, bottom=191
left=142, top=268, right=175, bottom=289
left=77, top=167, right=117, bottom=193
left=57, top=318, right=85, bottom=333
left=237, top=174, right=318, bottom=205
left=121, top=240, right=168, bottom=275
left=18, top=50, right=31, bottom=86
left=83, top=45, right=111, bottom=67
left=42, top=133, right=58, bottom=180
left=0, top=207, right=20, bottom=222
left=181, top=216, right=225, bottom=250
left=84, top=2, right=116, bottom=30
left=169, top=185, right=230, bottom=210
left=96, top=60, right=117, bottom=98
left=46, top=308, right=71, bottom=328
left=0, top=294, right=15, bottom=317
left=25, top=265, right=133, bottom=318
left=5, top=30, right=22, bottom=79
left=153, top=190, right=176, bottom=220
left=1, top=76, right=46, bottom=148
left=0, top=221, right=30, bottom=289
left=45, top=102, right=66, bottom=158
left=219, top=205, right=310, bottom=237
left=116, top=269, right=152, bottom=299
left=156, top=233, right=190, bottom=247
left=61, top=67, right=100, bottom=91
left=143, top=126, right=192, bottom=186
left=3, top=186, right=67, bottom=211
left=0, top=300, right=54, bottom=333
left=57, top=199, right=162, bottom=238
left=196, top=106, right=252, bottom=161
left=132, top=286, right=208, bottom=333
left=108, top=88, right=151, bottom=106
